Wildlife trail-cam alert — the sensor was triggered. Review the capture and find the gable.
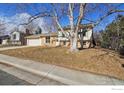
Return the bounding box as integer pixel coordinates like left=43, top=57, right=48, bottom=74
left=11, top=31, right=20, bottom=35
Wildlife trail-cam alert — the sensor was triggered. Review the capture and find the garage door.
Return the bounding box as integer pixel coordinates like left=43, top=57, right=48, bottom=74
left=27, top=38, right=41, bottom=46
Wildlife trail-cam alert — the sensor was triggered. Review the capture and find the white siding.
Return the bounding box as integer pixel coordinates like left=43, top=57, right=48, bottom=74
left=2, top=39, right=8, bottom=45
left=58, top=31, right=69, bottom=41
left=83, top=29, right=93, bottom=41
left=58, top=29, right=93, bottom=41
left=27, top=38, right=41, bottom=46
left=11, top=31, right=20, bottom=41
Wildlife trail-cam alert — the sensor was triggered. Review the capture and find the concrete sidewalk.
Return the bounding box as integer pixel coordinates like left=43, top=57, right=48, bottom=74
left=0, top=54, right=124, bottom=85
left=0, top=63, right=64, bottom=85
left=0, top=46, right=31, bottom=51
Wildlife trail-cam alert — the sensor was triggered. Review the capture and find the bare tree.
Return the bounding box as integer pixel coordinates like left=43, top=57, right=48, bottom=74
left=0, top=20, right=6, bottom=36
left=69, top=4, right=86, bottom=51
left=13, top=3, right=124, bottom=52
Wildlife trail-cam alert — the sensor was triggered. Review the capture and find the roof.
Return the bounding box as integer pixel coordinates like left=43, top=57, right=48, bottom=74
left=0, top=35, right=10, bottom=40
left=58, top=23, right=94, bottom=31
left=10, top=30, right=21, bottom=34
left=25, top=32, right=57, bottom=39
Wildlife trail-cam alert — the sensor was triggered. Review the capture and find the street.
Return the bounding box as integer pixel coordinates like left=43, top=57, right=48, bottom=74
left=0, top=63, right=64, bottom=85
left=0, top=70, right=30, bottom=85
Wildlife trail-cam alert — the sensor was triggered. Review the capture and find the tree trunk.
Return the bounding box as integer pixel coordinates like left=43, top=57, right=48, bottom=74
left=69, top=4, right=78, bottom=52
left=72, top=4, right=86, bottom=51
left=70, top=32, right=78, bottom=51
left=80, top=32, right=84, bottom=49
left=116, top=20, right=120, bottom=51
left=69, top=3, right=86, bottom=52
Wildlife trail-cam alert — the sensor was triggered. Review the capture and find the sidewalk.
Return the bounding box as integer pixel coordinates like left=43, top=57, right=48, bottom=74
left=0, top=46, right=31, bottom=51
left=0, top=62, right=64, bottom=85
left=0, top=54, right=124, bottom=85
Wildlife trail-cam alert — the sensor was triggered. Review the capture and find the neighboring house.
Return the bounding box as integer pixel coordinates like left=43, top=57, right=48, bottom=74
left=57, top=23, right=95, bottom=48
left=25, top=32, right=57, bottom=46
left=0, top=35, right=10, bottom=45
left=10, top=29, right=31, bottom=45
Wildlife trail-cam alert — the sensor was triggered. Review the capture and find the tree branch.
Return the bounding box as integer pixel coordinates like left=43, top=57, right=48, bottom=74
left=69, top=3, right=74, bottom=37
left=19, top=11, right=52, bottom=26
left=51, top=3, right=69, bottom=38
left=94, top=9, right=124, bottom=27
left=75, top=3, right=86, bottom=32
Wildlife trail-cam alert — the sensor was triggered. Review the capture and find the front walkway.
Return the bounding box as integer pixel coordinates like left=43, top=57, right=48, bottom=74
left=0, top=53, right=124, bottom=85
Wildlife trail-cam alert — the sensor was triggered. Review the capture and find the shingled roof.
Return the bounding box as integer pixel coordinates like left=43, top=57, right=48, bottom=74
left=25, top=32, right=57, bottom=39
left=0, top=35, right=10, bottom=40
left=58, top=23, right=94, bottom=31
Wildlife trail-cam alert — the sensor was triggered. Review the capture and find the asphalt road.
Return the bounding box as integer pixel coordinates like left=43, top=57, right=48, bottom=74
left=0, top=63, right=64, bottom=85
left=0, top=70, right=30, bottom=85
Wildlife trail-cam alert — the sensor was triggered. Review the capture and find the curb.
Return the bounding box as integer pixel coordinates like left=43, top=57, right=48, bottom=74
left=0, top=59, right=79, bottom=85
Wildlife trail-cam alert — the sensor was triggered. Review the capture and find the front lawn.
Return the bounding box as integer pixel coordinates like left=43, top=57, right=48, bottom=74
left=0, top=46, right=124, bottom=80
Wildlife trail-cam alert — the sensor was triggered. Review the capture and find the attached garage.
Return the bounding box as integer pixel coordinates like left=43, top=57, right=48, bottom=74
left=27, top=38, right=41, bottom=46
left=25, top=33, right=57, bottom=47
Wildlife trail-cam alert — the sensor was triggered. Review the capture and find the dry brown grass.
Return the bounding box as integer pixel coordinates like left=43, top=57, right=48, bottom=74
left=0, top=46, right=124, bottom=80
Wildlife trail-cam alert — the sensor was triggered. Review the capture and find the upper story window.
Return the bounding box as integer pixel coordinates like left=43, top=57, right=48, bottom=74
left=13, top=34, right=16, bottom=40
left=78, top=28, right=87, bottom=37
left=62, top=33, right=65, bottom=37
left=82, top=29, right=87, bottom=36
left=35, top=27, right=42, bottom=34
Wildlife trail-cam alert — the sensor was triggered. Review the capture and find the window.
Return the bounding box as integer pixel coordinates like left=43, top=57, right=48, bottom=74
left=46, top=36, right=50, bottom=43
left=82, top=29, right=87, bottom=36
left=39, top=29, right=42, bottom=34
left=13, top=34, right=16, bottom=40
left=35, top=27, right=42, bottom=34
left=62, top=33, right=65, bottom=37
left=63, top=41, right=66, bottom=45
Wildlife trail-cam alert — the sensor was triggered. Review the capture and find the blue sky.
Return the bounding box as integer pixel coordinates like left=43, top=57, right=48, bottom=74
left=0, top=3, right=124, bottom=31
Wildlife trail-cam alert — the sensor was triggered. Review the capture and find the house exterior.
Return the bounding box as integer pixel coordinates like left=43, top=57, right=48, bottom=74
left=25, top=24, right=95, bottom=48
left=10, top=29, right=31, bottom=45
left=25, top=32, right=57, bottom=46
left=57, top=24, right=95, bottom=48
left=0, top=35, right=10, bottom=45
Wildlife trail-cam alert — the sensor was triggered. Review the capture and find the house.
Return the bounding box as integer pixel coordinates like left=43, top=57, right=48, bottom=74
left=0, top=35, right=10, bottom=45
left=10, top=29, right=31, bottom=45
left=25, top=23, right=95, bottom=48
left=25, top=32, right=57, bottom=46
left=57, top=23, right=95, bottom=48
